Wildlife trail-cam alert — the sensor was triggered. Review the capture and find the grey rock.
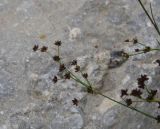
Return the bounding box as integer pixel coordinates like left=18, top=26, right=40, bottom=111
left=101, top=104, right=160, bottom=129
left=18, top=120, right=30, bottom=129
left=101, top=107, right=119, bottom=129
left=51, top=114, right=83, bottom=129
left=1, top=0, right=160, bottom=129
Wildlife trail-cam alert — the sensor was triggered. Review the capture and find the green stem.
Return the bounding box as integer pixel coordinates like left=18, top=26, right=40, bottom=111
left=137, top=0, right=160, bottom=36
left=95, top=90, right=157, bottom=120
left=66, top=69, right=89, bottom=88
left=128, top=51, right=145, bottom=56
left=128, top=47, right=160, bottom=57
left=70, top=75, right=88, bottom=88
left=156, top=39, right=160, bottom=46
left=80, top=70, right=92, bottom=87
left=150, top=3, right=160, bottom=34
left=58, top=46, right=60, bottom=57
left=151, top=48, right=160, bottom=51
left=139, top=97, right=160, bottom=103
left=137, top=42, right=147, bottom=47
left=144, top=85, right=151, bottom=94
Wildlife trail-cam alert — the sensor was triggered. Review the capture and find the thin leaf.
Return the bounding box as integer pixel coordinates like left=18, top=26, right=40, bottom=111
left=150, top=3, right=160, bottom=34
left=137, top=0, right=160, bottom=36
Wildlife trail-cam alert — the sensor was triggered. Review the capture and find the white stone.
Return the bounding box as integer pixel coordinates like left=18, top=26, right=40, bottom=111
left=69, top=27, right=81, bottom=41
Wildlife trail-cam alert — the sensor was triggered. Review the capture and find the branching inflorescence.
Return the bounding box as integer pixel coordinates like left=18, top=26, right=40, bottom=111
left=33, top=0, right=160, bottom=123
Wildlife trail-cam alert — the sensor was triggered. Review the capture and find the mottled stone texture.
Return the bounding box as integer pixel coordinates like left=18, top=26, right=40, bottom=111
left=0, top=0, right=160, bottom=129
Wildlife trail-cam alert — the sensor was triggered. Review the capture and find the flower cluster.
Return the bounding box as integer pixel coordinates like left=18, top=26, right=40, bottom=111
left=124, top=37, right=160, bottom=58
left=33, top=40, right=93, bottom=107
left=32, top=0, right=160, bottom=122
left=120, top=73, right=160, bottom=121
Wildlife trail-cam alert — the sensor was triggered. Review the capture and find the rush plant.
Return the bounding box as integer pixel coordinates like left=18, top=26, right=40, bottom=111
left=33, top=0, right=160, bottom=123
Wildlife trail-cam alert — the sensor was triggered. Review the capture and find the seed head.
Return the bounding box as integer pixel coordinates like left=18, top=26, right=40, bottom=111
left=130, top=89, right=142, bottom=98
left=33, top=45, right=39, bottom=51
left=124, top=39, right=130, bottom=42
left=82, top=73, right=88, bottom=78
left=64, top=72, right=71, bottom=79
left=55, top=40, right=62, bottom=46
left=155, top=59, right=160, bottom=66
left=121, top=89, right=128, bottom=98
left=133, top=38, right=138, bottom=44
left=72, top=98, right=79, bottom=106
left=53, top=55, right=60, bottom=62
left=40, top=46, right=48, bottom=52
left=137, top=74, right=149, bottom=89
left=135, top=49, right=140, bottom=52
left=59, top=64, right=66, bottom=72
left=125, top=98, right=132, bottom=106
left=143, top=46, right=151, bottom=53
left=52, top=76, right=58, bottom=83
left=75, top=65, right=80, bottom=72
left=71, top=60, right=77, bottom=65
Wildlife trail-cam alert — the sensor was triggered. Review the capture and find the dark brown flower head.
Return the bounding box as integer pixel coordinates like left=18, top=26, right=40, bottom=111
left=52, top=76, right=58, bottom=83
left=156, top=115, right=160, bottom=123
left=82, top=73, right=88, bottom=78
left=124, top=39, right=130, bottom=42
left=33, top=45, right=39, bottom=51
left=121, top=89, right=128, bottom=98
left=75, top=65, right=80, bottom=72
left=155, top=59, right=160, bottom=66
left=135, top=49, right=140, bottom=52
left=137, top=74, right=149, bottom=89
left=53, top=55, right=60, bottom=62
left=150, top=89, right=157, bottom=96
left=55, top=40, right=61, bottom=46
left=143, top=46, right=151, bottom=53
left=40, top=46, right=48, bottom=52
left=94, top=45, right=98, bottom=48
left=122, top=51, right=129, bottom=59
left=133, top=38, right=138, bottom=44
left=125, top=98, right=132, bottom=106
left=158, top=102, right=160, bottom=108
left=130, top=89, right=142, bottom=98
left=71, top=60, right=77, bottom=65
left=59, top=64, right=66, bottom=72
left=64, top=72, right=71, bottom=79
left=87, top=87, right=94, bottom=94
left=72, top=98, right=79, bottom=106
left=146, top=89, right=157, bottom=101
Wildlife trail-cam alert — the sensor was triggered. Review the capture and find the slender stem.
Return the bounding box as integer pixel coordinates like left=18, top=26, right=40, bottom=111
left=133, top=95, right=160, bottom=103
left=80, top=70, right=92, bottom=87
left=137, top=42, right=147, bottom=47
left=94, top=90, right=157, bottom=120
left=128, top=47, right=160, bottom=57
left=150, top=99, right=160, bottom=103
left=132, top=100, right=145, bottom=102
left=70, top=75, right=88, bottom=88
left=137, top=0, right=160, bottom=36
left=150, top=3, right=156, bottom=25
left=151, top=48, right=160, bottom=51
left=144, top=85, right=151, bottom=94
left=150, top=3, right=160, bottom=33
left=55, top=45, right=90, bottom=89
left=156, top=39, right=160, bottom=46
left=140, top=97, right=160, bottom=103
left=128, top=51, right=145, bottom=56
left=58, top=46, right=60, bottom=57
left=67, top=69, right=89, bottom=88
